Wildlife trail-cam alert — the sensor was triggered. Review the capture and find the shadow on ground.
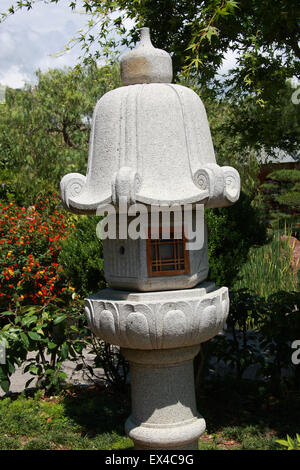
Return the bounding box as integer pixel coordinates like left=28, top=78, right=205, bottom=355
left=62, top=375, right=299, bottom=449
left=62, top=383, right=131, bottom=439
left=198, top=375, right=300, bottom=438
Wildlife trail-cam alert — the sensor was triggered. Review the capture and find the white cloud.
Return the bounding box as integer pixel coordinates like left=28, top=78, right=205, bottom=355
left=0, top=64, right=30, bottom=88
left=0, top=0, right=92, bottom=88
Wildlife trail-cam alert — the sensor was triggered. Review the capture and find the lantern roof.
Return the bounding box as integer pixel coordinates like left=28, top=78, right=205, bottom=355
left=60, top=28, right=240, bottom=213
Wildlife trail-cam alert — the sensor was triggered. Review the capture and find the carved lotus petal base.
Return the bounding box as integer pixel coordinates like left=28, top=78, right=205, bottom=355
left=85, top=282, right=229, bottom=350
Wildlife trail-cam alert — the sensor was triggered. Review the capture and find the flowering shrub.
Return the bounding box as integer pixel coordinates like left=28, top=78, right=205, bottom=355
left=0, top=195, right=71, bottom=310
left=0, top=195, right=89, bottom=394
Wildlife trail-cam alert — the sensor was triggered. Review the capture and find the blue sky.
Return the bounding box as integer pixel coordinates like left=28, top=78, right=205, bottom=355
left=0, top=1, right=238, bottom=88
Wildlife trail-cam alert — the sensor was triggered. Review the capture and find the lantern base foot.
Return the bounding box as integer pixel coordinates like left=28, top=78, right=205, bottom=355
left=126, top=417, right=205, bottom=450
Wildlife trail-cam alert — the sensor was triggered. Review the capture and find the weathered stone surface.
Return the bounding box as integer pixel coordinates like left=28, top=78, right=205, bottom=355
left=122, top=345, right=205, bottom=450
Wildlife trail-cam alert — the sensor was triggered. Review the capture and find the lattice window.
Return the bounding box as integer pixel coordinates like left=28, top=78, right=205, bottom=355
left=147, top=228, right=190, bottom=277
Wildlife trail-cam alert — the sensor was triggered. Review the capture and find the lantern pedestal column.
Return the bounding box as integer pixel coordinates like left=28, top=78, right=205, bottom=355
left=85, top=282, right=229, bottom=450
left=122, top=345, right=205, bottom=450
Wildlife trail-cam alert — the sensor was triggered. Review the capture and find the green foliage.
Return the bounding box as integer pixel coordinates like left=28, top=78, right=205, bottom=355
left=0, top=194, right=124, bottom=395
left=1, top=384, right=298, bottom=450
left=0, top=300, right=87, bottom=395
left=206, top=192, right=267, bottom=288
left=206, top=290, right=263, bottom=379
left=90, top=341, right=129, bottom=392
left=0, top=392, right=63, bottom=435
left=0, top=64, right=121, bottom=206
left=0, top=1, right=299, bottom=419
left=257, top=291, right=300, bottom=389
left=261, top=169, right=300, bottom=232
left=234, top=231, right=298, bottom=298
left=269, top=170, right=300, bottom=184
left=276, top=434, right=300, bottom=450
left=0, top=380, right=299, bottom=450
left=208, top=289, right=300, bottom=389
left=277, top=192, right=300, bottom=208
left=58, top=215, right=106, bottom=298
left=129, top=1, right=298, bottom=102
left=208, top=92, right=299, bottom=178
left=0, top=436, right=20, bottom=450
left=220, top=425, right=278, bottom=450
left=0, top=356, right=299, bottom=451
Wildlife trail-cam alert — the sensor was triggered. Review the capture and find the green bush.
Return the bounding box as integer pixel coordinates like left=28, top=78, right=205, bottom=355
left=206, top=289, right=300, bottom=389
left=58, top=215, right=106, bottom=298
left=257, top=290, right=300, bottom=389
left=206, top=192, right=267, bottom=288
left=0, top=300, right=87, bottom=395
left=234, top=231, right=298, bottom=298
left=261, top=169, right=300, bottom=234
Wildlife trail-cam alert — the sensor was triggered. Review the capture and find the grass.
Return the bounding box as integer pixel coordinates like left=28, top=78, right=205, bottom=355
left=198, top=427, right=278, bottom=450
left=0, top=377, right=299, bottom=450
left=0, top=385, right=133, bottom=450
left=199, top=425, right=279, bottom=450
left=197, top=376, right=300, bottom=451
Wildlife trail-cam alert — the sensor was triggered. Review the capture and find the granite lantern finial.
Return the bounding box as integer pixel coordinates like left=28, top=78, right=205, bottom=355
left=120, top=27, right=173, bottom=85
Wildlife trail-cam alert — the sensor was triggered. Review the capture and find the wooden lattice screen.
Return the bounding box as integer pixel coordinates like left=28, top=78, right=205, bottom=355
left=147, top=227, right=190, bottom=277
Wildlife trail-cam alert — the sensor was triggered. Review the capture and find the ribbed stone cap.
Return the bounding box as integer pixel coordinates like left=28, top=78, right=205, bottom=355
left=120, top=27, right=173, bottom=85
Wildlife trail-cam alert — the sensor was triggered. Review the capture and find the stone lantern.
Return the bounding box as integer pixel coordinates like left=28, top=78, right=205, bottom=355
left=60, top=27, right=240, bottom=450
